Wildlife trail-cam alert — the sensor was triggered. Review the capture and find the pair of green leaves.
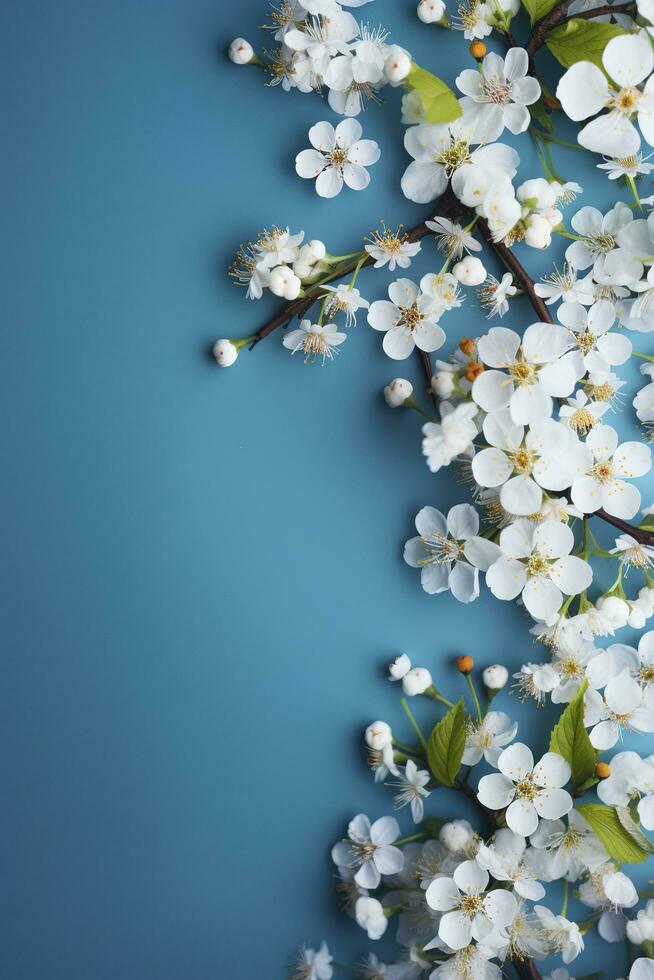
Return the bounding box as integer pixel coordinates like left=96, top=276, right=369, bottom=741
left=405, top=63, right=461, bottom=125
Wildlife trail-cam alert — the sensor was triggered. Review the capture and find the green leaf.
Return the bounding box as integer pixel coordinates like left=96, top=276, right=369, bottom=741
left=546, top=19, right=627, bottom=71
left=576, top=804, right=649, bottom=863
left=427, top=698, right=466, bottom=787
left=548, top=680, right=595, bottom=789
left=616, top=806, right=654, bottom=855
left=522, top=0, right=558, bottom=24
left=405, top=63, right=462, bottom=124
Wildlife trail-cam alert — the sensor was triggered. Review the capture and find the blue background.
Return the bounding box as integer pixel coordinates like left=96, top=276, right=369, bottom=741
left=2, top=2, right=653, bottom=977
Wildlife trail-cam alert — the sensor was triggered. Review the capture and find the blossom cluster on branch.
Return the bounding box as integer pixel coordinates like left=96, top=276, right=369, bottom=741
left=220, top=1, right=654, bottom=977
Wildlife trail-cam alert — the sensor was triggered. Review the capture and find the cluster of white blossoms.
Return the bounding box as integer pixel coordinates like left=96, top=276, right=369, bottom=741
left=224, top=5, right=654, bottom=980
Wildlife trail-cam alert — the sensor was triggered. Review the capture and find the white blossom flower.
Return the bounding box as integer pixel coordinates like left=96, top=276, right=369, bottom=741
left=368, top=278, right=445, bottom=360
left=564, top=203, right=639, bottom=280
left=556, top=33, right=654, bottom=157
left=425, top=859, right=517, bottom=950
left=535, top=264, right=595, bottom=307
left=635, top=376, right=654, bottom=426
left=418, top=0, right=447, bottom=23
left=462, top=710, right=517, bottom=766
left=365, top=225, right=422, bottom=271
left=365, top=721, right=399, bottom=782
left=611, top=534, right=654, bottom=572
left=529, top=810, right=608, bottom=880
left=557, top=299, right=632, bottom=375
left=513, top=662, right=561, bottom=703
left=588, top=671, right=654, bottom=748
left=284, top=10, right=359, bottom=76
left=559, top=389, right=610, bottom=435
left=439, top=819, right=475, bottom=853
left=389, top=759, right=431, bottom=822
left=453, top=0, right=494, bottom=39
left=320, top=284, right=369, bottom=327
left=426, top=216, right=482, bottom=259
left=332, top=814, right=403, bottom=889
left=421, top=402, right=479, bottom=473
left=455, top=48, right=540, bottom=140
left=472, top=324, right=577, bottom=425
left=478, top=273, right=517, bottom=318
left=477, top=827, right=546, bottom=899
left=323, top=25, right=389, bottom=116
left=295, top=119, right=380, bottom=198
left=533, top=906, right=584, bottom=963
left=570, top=423, right=651, bottom=519
left=627, top=899, right=654, bottom=944
left=402, top=666, right=433, bottom=696
left=477, top=743, right=572, bottom=835
left=598, top=150, right=654, bottom=180
left=452, top=256, right=486, bottom=286
left=578, top=865, right=638, bottom=941
left=355, top=896, right=388, bottom=940
left=401, top=107, right=518, bottom=204
left=292, top=941, right=333, bottom=980
left=471, top=412, right=588, bottom=517
left=389, top=653, right=412, bottom=681
left=283, top=320, right=347, bottom=363
left=404, top=503, right=498, bottom=601
left=486, top=520, right=593, bottom=622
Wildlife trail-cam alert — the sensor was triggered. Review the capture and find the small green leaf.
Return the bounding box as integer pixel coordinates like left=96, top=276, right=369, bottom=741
left=576, top=804, right=649, bottom=863
left=548, top=680, right=595, bottom=789
left=546, top=19, right=626, bottom=71
left=616, top=806, right=654, bottom=855
left=405, top=63, right=462, bottom=124
left=522, top=0, right=557, bottom=24
left=427, top=698, right=466, bottom=787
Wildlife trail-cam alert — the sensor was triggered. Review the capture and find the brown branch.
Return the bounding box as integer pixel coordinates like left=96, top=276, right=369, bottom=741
left=511, top=957, right=543, bottom=980
left=247, top=188, right=463, bottom=350
left=526, top=0, right=633, bottom=56
left=477, top=219, right=554, bottom=324
left=595, top=509, right=654, bottom=545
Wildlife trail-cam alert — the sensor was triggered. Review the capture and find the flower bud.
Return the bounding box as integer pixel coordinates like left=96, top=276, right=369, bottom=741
left=459, top=338, right=475, bottom=356
left=384, top=46, right=412, bottom=84
left=596, top=595, right=630, bottom=627
left=542, top=207, right=563, bottom=229
left=452, top=256, right=486, bottom=286
left=464, top=362, right=484, bottom=382
left=384, top=378, right=414, bottom=407
left=469, top=40, right=487, bottom=59
left=439, top=819, right=474, bottom=852
left=482, top=664, right=509, bottom=690
left=355, top=897, right=388, bottom=940
left=629, top=602, right=648, bottom=629
left=389, top=653, right=411, bottom=681
left=365, top=721, right=393, bottom=751
left=306, top=239, right=326, bottom=261
left=228, top=38, right=254, bottom=65
left=517, top=178, right=556, bottom=210
left=456, top=654, right=474, bottom=674
left=524, top=214, right=552, bottom=250
left=431, top=370, right=455, bottom=397
left=402, top=666, right=432, bottom=696
left=596, top=762, right=610, bottom=779
left=213, top=339, right=238, bottom=367
left=269, top=265, right=302, bottom=300
left=292, top=257, right=316, bottom=280
left=417, top=0, right=446, bottom=23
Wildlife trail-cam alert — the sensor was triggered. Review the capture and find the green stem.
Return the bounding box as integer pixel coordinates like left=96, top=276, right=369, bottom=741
left=561, top=879, right=569, bottom=918
left=556, top=229, right=580, bottom=241
left=400, top=697, right=428, bottom=754
left=392, top=737, right=423, bottom=755
left=404, top=395, right=436, bottom=422
left=536, top=130, right=588, bottom=152
left=348, top=254, right=368, bottom=289
left=634, top=351, right=654, bottom=363
left=627, top=174, right=643, bottom=211
left=465, top=674, right=483, bottom=723
left=394, top=830, right=428, bottom=846
left=425, top=687, right=456, bottom=709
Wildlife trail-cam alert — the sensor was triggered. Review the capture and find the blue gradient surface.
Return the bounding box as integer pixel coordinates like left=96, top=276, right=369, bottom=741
left=2, top=2, right=653, bottom=978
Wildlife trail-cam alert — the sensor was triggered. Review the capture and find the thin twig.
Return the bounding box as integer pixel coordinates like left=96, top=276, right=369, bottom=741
left=526, top=0, right=633, bottom=56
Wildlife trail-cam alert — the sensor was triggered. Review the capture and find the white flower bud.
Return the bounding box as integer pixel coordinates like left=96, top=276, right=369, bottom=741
left=292, top=257, right=316, bottom=280
left=417, top=0, right=446, bottom=22
left=365, top=721, right=393, bottom=750
left=384, top=378, right=414, bottom=407
left=628, top=602, right=648, bottom=629
left=355, top=897, right=388, bottom=940
left=452, top=256, right=486, bottom=286
left=402, top=666, right=432, bottom=696
left=213, top=339, right=238, bottom=367
left=384, top=46, right=412, bottom=84
left=604, top=871, right=638, bottom=909
left=269, top=265, right=302, bottom=300
left=627, top=901, right=654, bottom=944
left=431, top=370, right=455, bottom=398
left=524, top=214, right=552, bottom=250
left=439, top=819, right=474, bottom=852
left=228, top=38, right=254, bottom=65
left=517, top=178, right=556, bottom=210
left=389, top=653, right=411, bottom=680
left=596, top=595, right=630, bottom=627
left=482, top=664, right=509, bottom=691
left=306, top=239, right=326, bottom=260
left=542, top=207, right=563, bottom=229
